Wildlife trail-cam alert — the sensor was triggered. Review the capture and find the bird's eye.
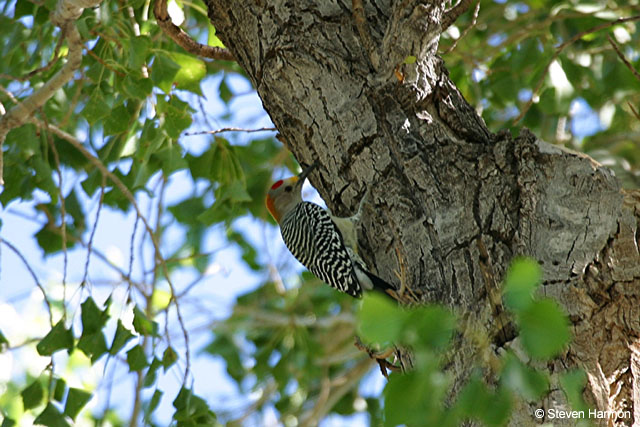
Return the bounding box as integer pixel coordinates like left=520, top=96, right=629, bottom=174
left=284, top=186, right=292, bottom=192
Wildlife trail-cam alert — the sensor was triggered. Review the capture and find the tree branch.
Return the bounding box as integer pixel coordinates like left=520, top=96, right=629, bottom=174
left=514, top=14, right=640, bottom=124
left=441, top=0, right=474, bottom=33
left=153, top=0, right=234, bottom=61
left=0, top=0, right=105, bottom=184
left=607, top=34, right=640, bottom=83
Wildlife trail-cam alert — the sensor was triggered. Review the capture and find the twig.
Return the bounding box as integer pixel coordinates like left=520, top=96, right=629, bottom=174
left=43, top=112, right=68, bottom=319
left=514, top=14, right=640, bottom=124
left=607, top=34, right=640, bottom=83
left=1, top=239, right=54, bottom=326
left=153, top=0, right=234, bottom=61
left=183, top=126, right=277, bottom=136
left=7, top=35, right=65, bottom=82
left=0, top=0, right=105, bottom=184
left=443, top=0, right=480, bottom=54
left=628, top=103, right=640, bottom=122
left=441, top=0, right=475, bottom=33
left=299, top=358, right=374, bottom=426
left=352, top=0, right=380, bottom=69
left=28, top=117, right=192, bottom=383
left=81, top=175, right=106, bottom=286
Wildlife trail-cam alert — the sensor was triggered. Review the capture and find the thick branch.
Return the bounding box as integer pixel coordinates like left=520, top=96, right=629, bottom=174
left=153, top=0, right=234, bottom=61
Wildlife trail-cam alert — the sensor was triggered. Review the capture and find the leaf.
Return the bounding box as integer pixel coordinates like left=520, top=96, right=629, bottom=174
left=143, top=357, right=162, bottom=388
left=0, top=329, right=8, bottom=350
left=132, top=305, right=158, bottom=336
left=207, top=24, right=226, bottom=48
left=503, top=257, right=541, bottom=312
left=403, top=55, right=417, bottom=64
left=172, top=387, right=217, bottom=424
left=403, top=306, right=456, bottom=350
left=560, top=370, right=589, bottom=412
left=103, top=105, right=130, bottom=136
left=151, top=53, right=181, bottom=93
left=126, top=345, right=149, bottom=372
left=518, top=298, right=570, bottom=359
left=77, top=297, right=109, bottom=361
left=77, top=331, right=108, bottom=362
left=156, top=96, right=193, bottom=139
left=110, top=320, right=135, bottom=355
left=127, top=35, right=151, bottom=72
left=63, top=388, right=92, bottom=421
left=53, top=377, right=67, bottom=402
left=80, top=297, right=109, bottom=334
left=1, top=417, right=16, bottom=427
left=501, top=353, right=549, bottom=400
left=81, top=90, right=109, bottom=124
left=162, top=346, right=178, bottom=371
left=358, top=293, right=408, bottom=344
left=34, top=403, right=70, bottom=427
left=36, top=320, right=74, bottom=356
left=144, top=389, right=163, bottom=423
left=21, top=379, right=44, bottom=410
left=170, top=52, right=206, bottom=95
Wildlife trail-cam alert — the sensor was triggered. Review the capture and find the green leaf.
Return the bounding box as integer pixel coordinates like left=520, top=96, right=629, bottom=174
left=170, top=52, right=206, bottom=95
left=103, top=105, right=130, bottom=136
left=358, top=293, right=408, bottom=344
left=110, top=320, right=135, bottom=355
left=77, top=297, right=109, bottom=361
left=172, top=387, right=217, bottom=424
left=63, top=388, right=92, bottom=421
left=34, top=403, right=70, bottom=427
left=403, top=55, right=417, bottom=64
left=151, top=53, right=181, bottom=93
left=132, top=306, right=158, bottom=336
left=36, top=320, right=74, bottom=356
left=207, top=24, right=225, bottom=48
left=21, top=379, right=44, bottom=410
left=127, top=345, right=149, bottom=371
left=0, top=329, right=8, bottom=350
left=218, top=78, right=232, bottom=103
left=128, top=35, right=151, bottom=72
left=156, top=96, right=193, bottom=139
left=403, top=306, right=456, bottom=350
left=501, top=354, right=549, bottom=400
left=80, top=297, right=109, bottom=334
left=383, top=369, right=443, bottom=426
left=144, top=389, right=163, bottom=423
left=503, top=257, right=541, bottom=311
left=1, top=417, right=17, bottom=427
left=560, top=370, right=589, bottom=412
left=518, top=298, right=570, bottom=359
left=82, top=90, right=109, bottom=124
left=162, top=346, right=178, bottom=371
left=143, top=357, right=162, bottom=388
left=121, top=75, right=153, bottom=99
left=53, top=377, right=67, bottom=402
left=77, top=331, right=108, bottom=362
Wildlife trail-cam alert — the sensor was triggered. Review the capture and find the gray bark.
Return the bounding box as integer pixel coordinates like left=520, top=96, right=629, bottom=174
left=205, top=0, right=640, bottom=425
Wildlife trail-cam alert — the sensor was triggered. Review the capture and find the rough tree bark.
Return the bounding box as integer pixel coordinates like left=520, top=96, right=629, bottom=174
left=205, top=0, right=640, bottom=425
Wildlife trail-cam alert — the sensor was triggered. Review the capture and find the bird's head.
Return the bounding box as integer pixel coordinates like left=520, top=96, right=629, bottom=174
left=265, top=162, right=316, bottom=223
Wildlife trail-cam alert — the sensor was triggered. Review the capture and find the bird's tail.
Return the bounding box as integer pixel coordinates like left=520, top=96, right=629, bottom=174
left=361, top=269, right=398, bottom=301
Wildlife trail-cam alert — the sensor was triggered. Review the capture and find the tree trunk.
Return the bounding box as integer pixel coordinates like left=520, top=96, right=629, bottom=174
left=205, top=0, right=640, bottom=424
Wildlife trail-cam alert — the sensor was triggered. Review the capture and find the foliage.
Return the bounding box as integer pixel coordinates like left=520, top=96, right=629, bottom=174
left=0, top=0, right=637, bottom=425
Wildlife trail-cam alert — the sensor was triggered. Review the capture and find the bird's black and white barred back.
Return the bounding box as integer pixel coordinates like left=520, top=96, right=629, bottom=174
left=280, top=201, right=362, bottom=297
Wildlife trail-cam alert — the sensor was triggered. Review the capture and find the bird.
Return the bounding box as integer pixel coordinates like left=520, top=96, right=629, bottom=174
left=265, top=162, right=396, bottom=299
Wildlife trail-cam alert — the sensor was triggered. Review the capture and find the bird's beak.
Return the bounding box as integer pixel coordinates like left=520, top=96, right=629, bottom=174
left=297, top=161, right=317, bottom=186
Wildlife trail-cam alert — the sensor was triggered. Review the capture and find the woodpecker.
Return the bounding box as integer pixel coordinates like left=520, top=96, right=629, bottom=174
left=265, top=163, right=395, bottom=298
